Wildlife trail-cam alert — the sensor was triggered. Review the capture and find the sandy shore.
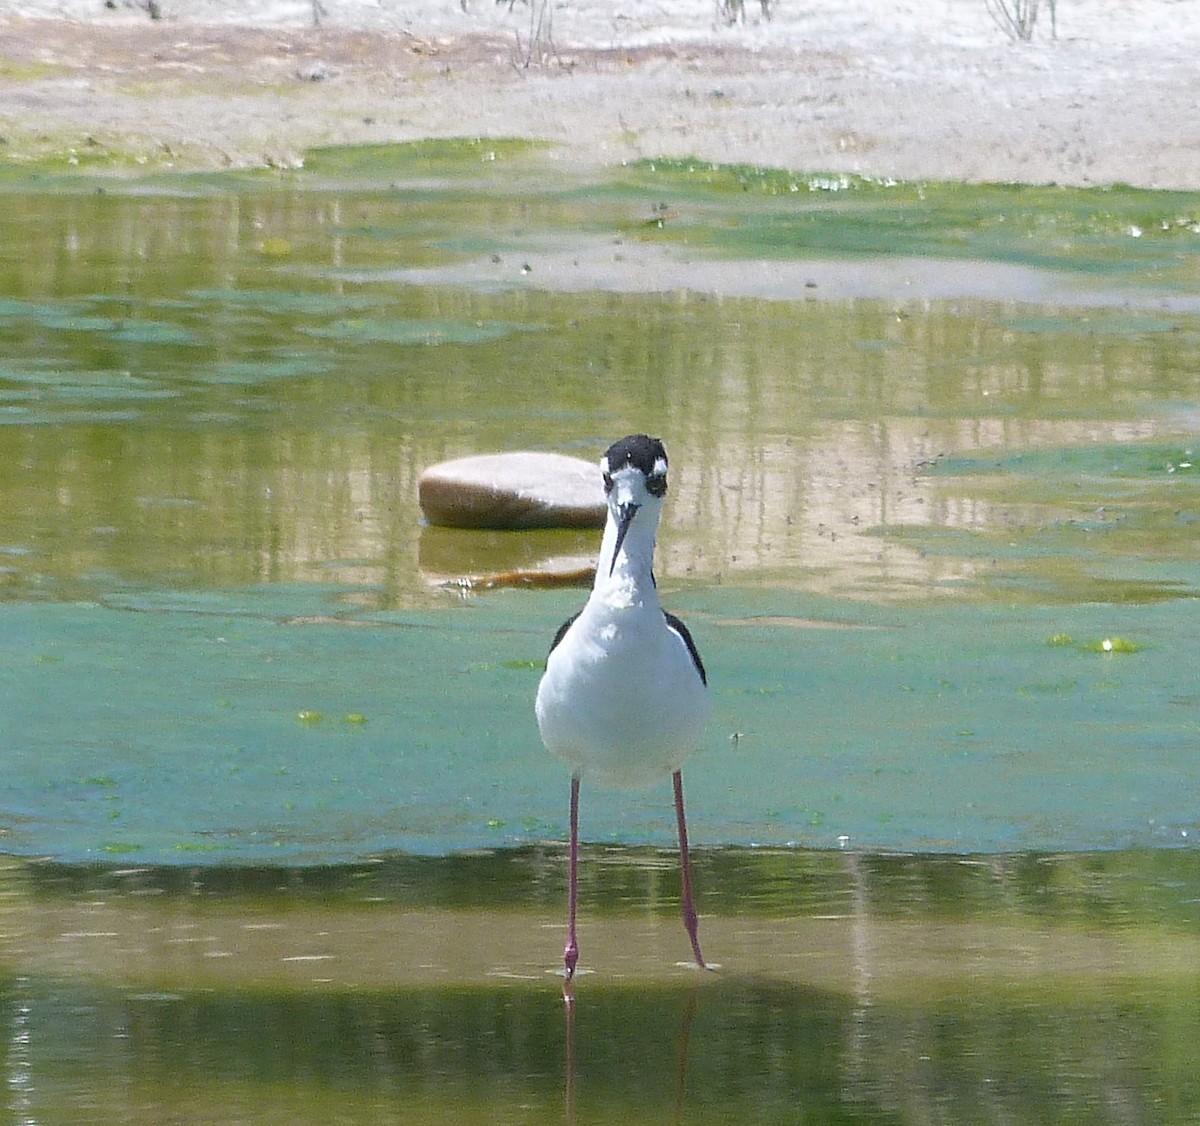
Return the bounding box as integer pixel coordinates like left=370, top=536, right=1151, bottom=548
left=0, top=0, right=1198, bottom=188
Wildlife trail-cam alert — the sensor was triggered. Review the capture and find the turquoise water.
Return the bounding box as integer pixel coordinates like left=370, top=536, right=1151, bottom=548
left=2, top=590, right=1196, bottom=862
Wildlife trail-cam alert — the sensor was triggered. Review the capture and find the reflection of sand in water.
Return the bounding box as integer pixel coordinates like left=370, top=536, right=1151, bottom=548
left=357, top=243, right=1196, bottom=308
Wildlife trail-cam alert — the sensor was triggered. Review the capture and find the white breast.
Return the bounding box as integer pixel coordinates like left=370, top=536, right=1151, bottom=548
left=535, top=596, right=709, bottom=789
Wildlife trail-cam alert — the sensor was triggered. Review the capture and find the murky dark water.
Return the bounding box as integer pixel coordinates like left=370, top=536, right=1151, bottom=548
left=1, top=142, right=1199, bottom=1121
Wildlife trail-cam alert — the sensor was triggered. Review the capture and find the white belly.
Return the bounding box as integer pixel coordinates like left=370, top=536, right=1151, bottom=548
left=535, top=601, right=710, bottom=789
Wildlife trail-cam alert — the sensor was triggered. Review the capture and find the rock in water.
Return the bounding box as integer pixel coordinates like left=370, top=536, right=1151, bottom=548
left=418, top=451, right=606, bottom=529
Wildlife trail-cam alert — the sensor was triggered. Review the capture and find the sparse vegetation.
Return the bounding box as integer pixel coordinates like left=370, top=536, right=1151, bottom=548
left=498, top=0, right=563, bottom=67
left=718, top=0, right=773, bottom=25
left=985, top=0, right=1058, bottom=40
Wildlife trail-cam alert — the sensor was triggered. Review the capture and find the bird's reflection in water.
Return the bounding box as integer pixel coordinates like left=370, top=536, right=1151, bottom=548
left=564, top=979, right=702, bottom=1125
left=565, top=987, right=576, bottom=1125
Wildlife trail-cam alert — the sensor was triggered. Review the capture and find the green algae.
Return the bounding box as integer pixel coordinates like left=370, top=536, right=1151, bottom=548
left=616, top=158, right=1200, bottom=280
left=301, top=137, right=552, bottom=181
left=0, top=590, right=1196, bottom=864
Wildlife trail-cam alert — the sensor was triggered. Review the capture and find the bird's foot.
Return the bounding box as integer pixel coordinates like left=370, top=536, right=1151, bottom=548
left=675, top=958, right=721, bottom=972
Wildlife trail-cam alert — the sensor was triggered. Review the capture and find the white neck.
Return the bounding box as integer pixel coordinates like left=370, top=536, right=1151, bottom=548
left=593, top=503, right=662, bottom=608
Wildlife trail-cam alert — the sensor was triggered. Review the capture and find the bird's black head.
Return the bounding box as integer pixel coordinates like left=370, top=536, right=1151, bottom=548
left=600, top=434, right=668, bottom=498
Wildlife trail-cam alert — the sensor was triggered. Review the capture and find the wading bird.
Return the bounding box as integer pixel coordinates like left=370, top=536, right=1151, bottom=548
left=535, top=434, right=710, bottom=982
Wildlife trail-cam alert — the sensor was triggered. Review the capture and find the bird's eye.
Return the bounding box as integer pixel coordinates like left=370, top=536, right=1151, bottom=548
left=602, top=472, right=613, bottom=492
left=646, top=471, right=667, bottom=498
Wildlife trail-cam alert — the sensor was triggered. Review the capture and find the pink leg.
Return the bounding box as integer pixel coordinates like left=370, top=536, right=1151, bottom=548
left=564, top=774, right=580, bottom=982
left=673, top=770, right=706, bottom=969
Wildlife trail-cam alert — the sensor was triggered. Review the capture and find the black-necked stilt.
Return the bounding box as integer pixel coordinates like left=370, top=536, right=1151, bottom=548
left=535, top=434, right=710, bottom=982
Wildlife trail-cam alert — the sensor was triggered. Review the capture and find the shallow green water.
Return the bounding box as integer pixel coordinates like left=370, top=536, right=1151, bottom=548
left=1, top=141, right=1199, bottom=1122
left=2, top=850, right=1199, bottom=1124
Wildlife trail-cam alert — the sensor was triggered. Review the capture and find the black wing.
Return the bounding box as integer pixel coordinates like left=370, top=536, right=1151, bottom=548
left=547, top=611, right=581, bottom=657
left=664, top=611, right=707, bottom=686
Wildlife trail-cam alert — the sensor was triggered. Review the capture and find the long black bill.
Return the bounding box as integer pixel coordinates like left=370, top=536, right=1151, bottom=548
left=609, top=502, right=640, bottom=576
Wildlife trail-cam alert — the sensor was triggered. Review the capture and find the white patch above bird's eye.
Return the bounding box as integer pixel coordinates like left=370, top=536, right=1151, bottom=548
left=644, top=457, right=668, bottom=498
left=599, top=456, right=610, bottom=476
